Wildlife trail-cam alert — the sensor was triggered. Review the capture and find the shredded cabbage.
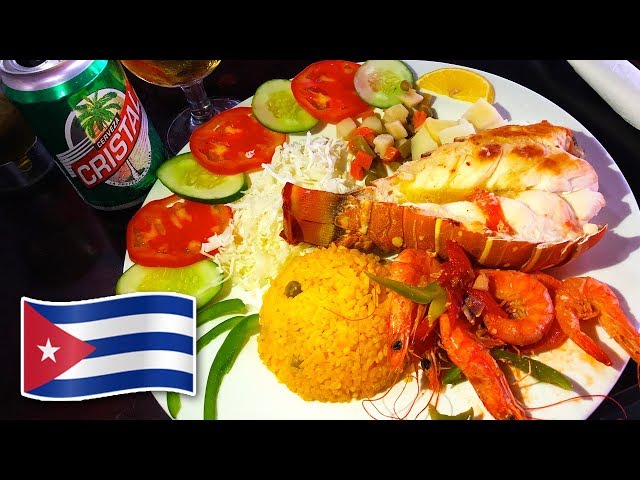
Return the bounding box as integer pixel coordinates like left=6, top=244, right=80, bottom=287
left=213, top=133, right=363, bottom=292
left=201, top=223, right=235, bottom=254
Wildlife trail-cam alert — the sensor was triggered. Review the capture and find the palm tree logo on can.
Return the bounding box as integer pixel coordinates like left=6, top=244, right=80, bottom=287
left=57, top=84, right=152, bottom=188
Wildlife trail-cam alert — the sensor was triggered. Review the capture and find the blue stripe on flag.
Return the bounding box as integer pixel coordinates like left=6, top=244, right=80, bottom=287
left=28, top=369, right=193, bottom=398
left=86, top=332, right=193, bottom=358
left=28, top=294, right=194, bottom=324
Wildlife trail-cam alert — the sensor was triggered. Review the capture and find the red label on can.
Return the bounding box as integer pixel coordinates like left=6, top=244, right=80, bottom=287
left=57, top=81, right=153, bottom=189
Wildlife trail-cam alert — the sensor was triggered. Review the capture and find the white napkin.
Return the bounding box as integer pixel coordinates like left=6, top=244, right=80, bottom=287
left=568, top=60, right=640, bottom=130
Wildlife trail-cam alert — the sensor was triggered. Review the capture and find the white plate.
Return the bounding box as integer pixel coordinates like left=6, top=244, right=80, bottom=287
left=124, top=60, right=640, bottom=420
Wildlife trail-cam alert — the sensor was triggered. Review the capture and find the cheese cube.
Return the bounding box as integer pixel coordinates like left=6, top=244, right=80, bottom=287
left=462, top=98, right=506, bottom=131
left=411, top=125, right=438, bottom=161
left=373, top=134, right=394, bottom=156
left=424, top=117, right=458, bottom=144
left=438, top=119, right=476, bottom=145
left=384, top=120, right=408, bottom=140
left=336, top=117, right=357, bottom=140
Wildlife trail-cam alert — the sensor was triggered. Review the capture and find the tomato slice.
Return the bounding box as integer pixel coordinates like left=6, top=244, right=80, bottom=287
left=126, top=194, right=233, bottom=267
left=189, top=107, right=286, bottom=175
left=291, top=60, right=370, bottom=124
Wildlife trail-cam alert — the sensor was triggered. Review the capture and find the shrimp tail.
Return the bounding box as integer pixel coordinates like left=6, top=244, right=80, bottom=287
left=554, top=276, right=640, bottom=366
left=440, top=312, right=528, bottom=420
left=555, top=277, right=613, bottom=366
left=585, top=277, right=640, bottom=365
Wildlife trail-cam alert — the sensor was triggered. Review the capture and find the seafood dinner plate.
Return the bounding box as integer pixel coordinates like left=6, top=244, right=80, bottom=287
left=123, top=60, right=640, bottom=420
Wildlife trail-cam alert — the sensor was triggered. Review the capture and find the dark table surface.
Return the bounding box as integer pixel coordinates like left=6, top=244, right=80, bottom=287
left=1, top=59, right=639, bottom=420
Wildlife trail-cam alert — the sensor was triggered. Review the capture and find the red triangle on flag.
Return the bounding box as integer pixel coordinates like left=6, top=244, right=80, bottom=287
left=22, top=301, right=96, bottom=393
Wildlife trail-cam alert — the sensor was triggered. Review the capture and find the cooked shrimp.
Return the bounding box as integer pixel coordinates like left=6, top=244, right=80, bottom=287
left=555, top=276, right=640, bottom=366
left=522, top=271, right=567, bottom=355
left=531, top=271, right=563, bottom=291
left=387, top=251, right=427, bottom=372
left=386, top=249, right=442, bottom=372
left=521, top=319, right=568, bottom=355
left=479, top=270, right=555, bottom=346
left=439, top=312, right=528, bottom=420
left=412, top=320, right=442, bottom=392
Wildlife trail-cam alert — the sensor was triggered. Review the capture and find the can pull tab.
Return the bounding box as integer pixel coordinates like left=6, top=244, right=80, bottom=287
left=15, top=60, right=46, bottom=68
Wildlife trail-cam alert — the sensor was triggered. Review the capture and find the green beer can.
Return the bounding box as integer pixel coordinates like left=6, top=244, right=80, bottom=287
left=0, top=60, right=167, bottom=209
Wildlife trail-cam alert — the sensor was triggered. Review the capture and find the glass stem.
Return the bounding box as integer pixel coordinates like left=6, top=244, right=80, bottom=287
left=180, top=80, right=214, bottom=127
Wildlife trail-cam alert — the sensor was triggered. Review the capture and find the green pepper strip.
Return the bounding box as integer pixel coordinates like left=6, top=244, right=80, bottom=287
left=442, top=366, right=465, bottom=385
left=428, top=405, right=474, bottom=420
left=365, top=272, right=445, bottom=304
left=197, top=298, right=246, bottom=328
left=167, top=392, right=181, bottom=419
left=441, top=351, right=572, bottom=391
left=366, top=272, right=447, bottom=326
left=427, top=292, right=447, bottom=326
left=166, top=312, right=248, bottom=419
left=491, top=349, right=572, bottom=390
left=204, top=313, right=260, bottom=420
left=350, top=134, right=376, bottom=157
left=197, top=315, right=246, bottom=353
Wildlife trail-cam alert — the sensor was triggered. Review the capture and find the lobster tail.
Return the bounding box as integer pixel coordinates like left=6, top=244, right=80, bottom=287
left=281, top=182, right=346, bottom=247
left=280, top=183, right=607, bottom=272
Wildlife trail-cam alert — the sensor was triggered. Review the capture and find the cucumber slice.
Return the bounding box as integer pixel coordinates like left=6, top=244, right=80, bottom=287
left=157, top=152, right=247, bottom=204
left=354, top=60, right=415, bottom=108
left=252, top=79, right=319, bottom=133
left=116, top=259, right=225, bottom=309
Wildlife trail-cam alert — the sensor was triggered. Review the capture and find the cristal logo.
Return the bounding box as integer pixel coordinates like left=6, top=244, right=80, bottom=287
left=57, top=81, right=151, bottom=189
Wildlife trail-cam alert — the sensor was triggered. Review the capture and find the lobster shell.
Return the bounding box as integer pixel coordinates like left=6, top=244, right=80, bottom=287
left=281, top=182, right=607, bottom=272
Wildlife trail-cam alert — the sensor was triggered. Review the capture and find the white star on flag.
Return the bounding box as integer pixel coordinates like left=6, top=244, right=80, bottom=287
left=37, top=338, right=60, bottom=363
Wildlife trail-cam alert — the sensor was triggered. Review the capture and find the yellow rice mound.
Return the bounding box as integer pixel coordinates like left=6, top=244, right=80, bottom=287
left=258, top=244, right=395, bottom=402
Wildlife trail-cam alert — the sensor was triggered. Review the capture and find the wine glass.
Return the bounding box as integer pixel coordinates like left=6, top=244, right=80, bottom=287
left=120, top=60, right=239, bottom=155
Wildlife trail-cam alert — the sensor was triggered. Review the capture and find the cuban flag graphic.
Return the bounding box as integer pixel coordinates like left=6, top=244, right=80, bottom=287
left=21, top=293, right=196, bottom=401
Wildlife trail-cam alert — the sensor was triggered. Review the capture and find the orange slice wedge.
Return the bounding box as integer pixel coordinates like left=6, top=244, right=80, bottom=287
left=416, top=68, right=495, bottom=103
